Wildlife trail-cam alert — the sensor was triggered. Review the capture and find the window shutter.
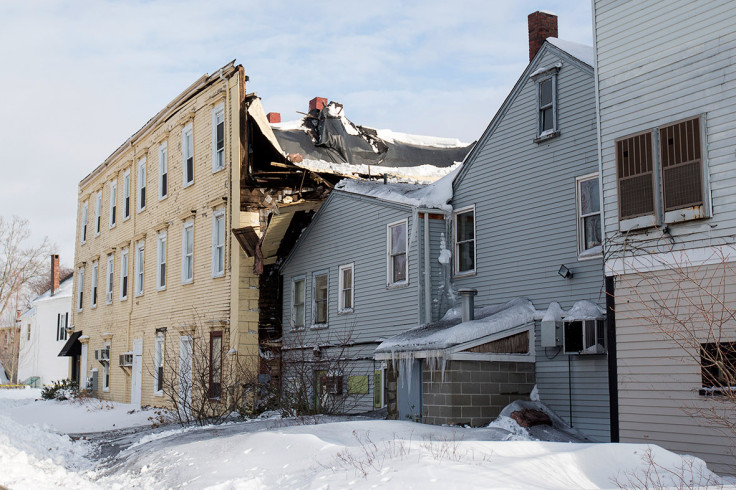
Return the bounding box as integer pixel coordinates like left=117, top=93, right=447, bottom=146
left=660, top=117, right=703, bottom=212
left=616, top=132, right=655, bottom=220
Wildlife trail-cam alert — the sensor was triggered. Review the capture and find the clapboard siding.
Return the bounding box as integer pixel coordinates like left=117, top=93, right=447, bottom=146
left=452, top=43, right=609, bottom=441
left=595, top=0, right=736, bottom=256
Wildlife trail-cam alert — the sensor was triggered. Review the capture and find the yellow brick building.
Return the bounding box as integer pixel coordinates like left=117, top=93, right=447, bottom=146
left=69, top=62, right=259, bottom=409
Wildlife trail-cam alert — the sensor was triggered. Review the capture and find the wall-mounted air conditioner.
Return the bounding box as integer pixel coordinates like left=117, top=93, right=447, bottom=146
left=95, top=347, right=110, bottom=362
left=119, top=352, right=133, bottom=367
left=563, top=319, right=606, bottom=355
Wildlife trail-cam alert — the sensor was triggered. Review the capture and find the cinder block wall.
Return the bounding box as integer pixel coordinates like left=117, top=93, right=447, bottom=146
left=422, top=360, right=534, bottom=426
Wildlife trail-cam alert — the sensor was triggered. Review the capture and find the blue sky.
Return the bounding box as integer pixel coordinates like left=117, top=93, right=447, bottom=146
left=0, top=0, right=592, bottom=264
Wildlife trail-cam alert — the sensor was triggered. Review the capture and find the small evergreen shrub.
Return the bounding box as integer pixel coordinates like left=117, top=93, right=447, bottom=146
left=41, top=379, right=79, bottom=400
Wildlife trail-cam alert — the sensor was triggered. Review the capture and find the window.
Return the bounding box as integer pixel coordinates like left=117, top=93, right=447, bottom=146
left=182, top=221, right=193, bottom=283
left=212, top=210, right=225, bottom=277
left=209, top=331, right=222, bottom=398
left=137, top=158, right=146, bottom=212
left=453, top=207, right=475, bottom=275
left=157, top=232, right=166, bottom=290
left=27, top=324, right=31, bottom=341
left=338, top=263, right=354, bottom=313
left=123, top=170, right=131, bottom=220
left=135, top=241, right=144, bottom=296
left=292, top=277, right=305, bottom=328
left=81, top=201, right=88, bottom=244
left=182, top=123, right=194, bottom=187
left=159, top=142, right=168, bottom=200
left=700, top=342, right=736, bottom=395
left=577, top=175, right=602, bottom=255
left=77, top=268, right=84, bottom=311
left=102, top=342, right=110, bottom=392
left=616, top=116, right=706, bottom=230
left=312, top=272, right=328, bottom=326
left=91, top=260, right=98, bottom=308
left=387, top=220, right=408, bottom=286
left=56, top=313, right=68, bottom=341
left=530, top=64, right=560, bottom=140
left=212, top=104, right=225, bottom=171
left=120, top=248, right=129, bottom=300
left=94, top=191, right=102, bottom=236
left=563, top=319, right=606, bottom=355
left=109, top=179, right=117, bottom=228
left=106, top=254, right=114, bottom=304
left=154, top=333, right=164, bottom=395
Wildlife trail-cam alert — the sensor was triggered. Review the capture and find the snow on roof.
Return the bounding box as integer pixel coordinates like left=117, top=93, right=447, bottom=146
left=547, top=38, right=594, bottom=67
left=373, top=129, right=468, bottom=149
left=335, top=163, right=461, bottom=209
left=295, top=159, right=459, bottom=184
left=376, top=298, right=538, bottom=354
left=31, top=275, right=74, bottom=303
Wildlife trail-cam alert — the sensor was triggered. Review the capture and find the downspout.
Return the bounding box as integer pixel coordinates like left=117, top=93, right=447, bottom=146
left=606, top=275, right=619, bottom=442
left=423, top=212, right=431, bottom=323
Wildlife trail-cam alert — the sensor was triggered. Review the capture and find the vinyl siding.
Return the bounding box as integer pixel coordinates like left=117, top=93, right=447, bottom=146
left=452, top=45, right=610, bottom=440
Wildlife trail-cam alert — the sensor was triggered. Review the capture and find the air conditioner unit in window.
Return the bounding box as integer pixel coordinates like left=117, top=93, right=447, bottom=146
left=106, top=291, right=112, bottom=303
left=95, top=348, right=110, bottom=362
left=119, top=352, right=133, bottom=367
left=563, top=319, right=606, bottom=355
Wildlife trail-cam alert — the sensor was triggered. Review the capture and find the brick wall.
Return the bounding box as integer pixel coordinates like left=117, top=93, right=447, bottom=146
left=422, top=360, right=535, bottom=426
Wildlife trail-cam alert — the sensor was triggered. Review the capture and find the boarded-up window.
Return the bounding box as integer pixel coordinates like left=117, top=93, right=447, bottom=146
left=616, top=131, right=655, bottom=220
left=660, top=117, right=703, bottom=212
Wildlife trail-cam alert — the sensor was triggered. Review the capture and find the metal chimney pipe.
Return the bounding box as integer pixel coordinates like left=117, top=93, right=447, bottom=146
left=458, top=288, right=478, bottom=322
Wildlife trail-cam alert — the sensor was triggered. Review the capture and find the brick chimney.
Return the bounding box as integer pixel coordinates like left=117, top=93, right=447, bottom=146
left=266, top=112, right=281, bottom=123
left=528, top=11, right=558, bottom=62
left=309, top=97, right=328, bottom=113
left=50, top=254, right=59, bottom=296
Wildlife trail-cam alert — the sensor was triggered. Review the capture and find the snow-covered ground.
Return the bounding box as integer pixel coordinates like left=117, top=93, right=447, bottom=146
left=0, top=387, right=732, bottom=489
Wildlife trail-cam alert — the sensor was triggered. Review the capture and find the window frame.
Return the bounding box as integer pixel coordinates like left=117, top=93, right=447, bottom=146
left=312, top=271, right=329, bottom=328
left=120, top=248, right=129, bottom=301
left=81, top=200, right=88, bottom=244
left=137, top=158, right=147, bottom=213
left=158, top=142, right=168, bottom=201
left=386, top=219, right=409, bottom=287
left=90, top=260, right=98, bottom=308
left=102, top=341, right=110, bottom=392
left=182, top=221, right=194, bottom=284
left=576, top=174, right=602, bottom=258
left=109, top=179, right=117, bottom=229
left=212, top=209, right=225, bottom=277
left=531, top=66, right=560, bottom=141
left=94, top=191, right=102, bottom=236
left=212, top=104, right=225, bottom=172
left=291, top=275, right=306, bottom=329
left=154, top=333, right=164, bottom=396
left=453, top=206, right=476, bottom=277
left=106, top=254, right=114, bottom=304
left=182, top=123, right=194, bottom=188
left=135, top=240, right=144, bottom=297
left=157, top=231, right=167, bottom=291
left=123, top=169, right=131, bottom=221
left=338, top=263, right=354, bottom=314
left=209, top=331, right=222, bottom=399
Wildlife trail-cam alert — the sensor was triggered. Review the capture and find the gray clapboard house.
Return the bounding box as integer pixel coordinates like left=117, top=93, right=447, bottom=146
left=593, top=0, right=736, bottom=473
left=279, top=176, right=456, bottom=414
left=377, top=13, right=612, bottom=441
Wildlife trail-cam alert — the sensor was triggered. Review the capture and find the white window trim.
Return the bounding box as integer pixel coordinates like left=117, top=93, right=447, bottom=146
left=109, top=179, right=117, bottom=229
left=106, top=254, right=114, bottom=304
left=94, top=191, right=102, bottom=237
left=212, top=209, right=225, bottom=277
left=81, top=201, right=88, bottom=244
left=182, top=123, right=194, bottom=188
left=77, top=267, right=85, bottom=312
left=154, top=333, right=164, bottom=396
left=291, top=275, right=306, bottom=330
left=182, top=221, right=194, bottom=284
left=338, top=263, right=354, bottom=314
left=576, top=173, right=603, bottom=259
left=122, top=169, right=131, bottom=221
left=212, top=104, right=225, bottom=173
left=311, top=270, right=329, bottom=328
left=159, top=142, right=168, bottom=201
left=453, top=205, right=476, bottom=277
left=120, top=248, right=129, bottom=301
left=102, top=341, right=110, bottom=392
left=90, top=261, right=98, bottom=308
left=135, top=241, right=144, bottom=297
left=137, top=158, right=147, bottom=213
left=157, top=231, right=167, bottom=291
left=531, top=65, right=560, bottom=141
left=386, top=219, right=409, bottom=288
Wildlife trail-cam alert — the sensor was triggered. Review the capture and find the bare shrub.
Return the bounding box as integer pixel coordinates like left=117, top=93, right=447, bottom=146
left=612, top=447, right=724, bottom=489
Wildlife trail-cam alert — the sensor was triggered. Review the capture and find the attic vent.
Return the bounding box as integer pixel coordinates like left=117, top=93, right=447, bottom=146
left=616, top=131, right=654, bottom=220
left=660, top=117, right=703, bottom=212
